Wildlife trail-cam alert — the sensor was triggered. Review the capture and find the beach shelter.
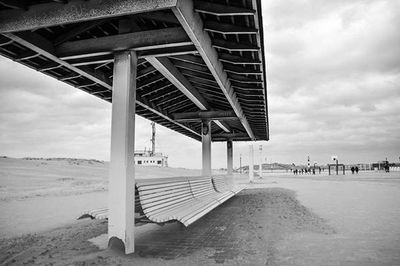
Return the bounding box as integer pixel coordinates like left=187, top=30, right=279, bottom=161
left=0, top=0, right=269, bottom=253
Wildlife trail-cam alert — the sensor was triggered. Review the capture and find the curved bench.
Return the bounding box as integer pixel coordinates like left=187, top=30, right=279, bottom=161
left=212, top=175, right=243, bottom=195
left=79, top=175, right=243, bottom=227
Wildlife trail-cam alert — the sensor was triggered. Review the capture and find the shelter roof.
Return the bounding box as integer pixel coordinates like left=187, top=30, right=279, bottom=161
left=0, top=0, right=268, bottom=142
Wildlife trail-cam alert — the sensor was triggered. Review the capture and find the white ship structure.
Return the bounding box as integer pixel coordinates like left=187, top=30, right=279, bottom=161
left=134, top=122, right=168, bottom=167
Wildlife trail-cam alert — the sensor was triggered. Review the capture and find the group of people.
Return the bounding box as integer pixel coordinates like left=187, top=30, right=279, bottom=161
left=384, top=161, right=390, bottom=172
left=350, top=166, right=359, bottom=174
left=293, top=167, right=321, bottom=175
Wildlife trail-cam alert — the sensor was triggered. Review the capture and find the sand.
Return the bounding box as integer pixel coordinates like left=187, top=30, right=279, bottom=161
left=0, top=157, right=201, bottom=238
left=1, top=158, right=400, bottom=265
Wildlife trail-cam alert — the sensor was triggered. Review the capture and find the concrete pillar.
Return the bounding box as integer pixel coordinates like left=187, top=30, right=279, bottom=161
left=227, top=140, right=233, bottom=175
left=249, top=145, right=254, bottom=183
left=202, top=121, right=212, bottom=176
left=108, top=51, right=137, bottom=254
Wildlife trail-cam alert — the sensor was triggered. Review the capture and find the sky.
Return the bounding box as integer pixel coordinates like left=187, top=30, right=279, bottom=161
left=0, top=0, right=399, bottom=169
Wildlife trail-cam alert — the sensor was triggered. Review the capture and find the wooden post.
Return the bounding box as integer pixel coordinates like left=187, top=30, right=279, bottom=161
left=108, top=51, right=137, bottom=254
left=249, top=145, right=254, bottom=183
left=227, top=140, right=233, bottom=175
left=202, top=120, right=212, bottom=176
left=336, top=160, right=339, bottom=175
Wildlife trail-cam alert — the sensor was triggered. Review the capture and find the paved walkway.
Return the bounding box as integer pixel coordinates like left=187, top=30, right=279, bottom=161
left=1, top=172, right=400, bottom=265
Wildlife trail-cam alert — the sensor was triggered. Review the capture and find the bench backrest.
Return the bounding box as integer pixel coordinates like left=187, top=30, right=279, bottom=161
left=187, top=176, right=216, bottom=198
left=212, top=175, right=234, bottom=192
left=136, top=177, right=193, bottom=215
left=135, top=175, right=235, bottom=218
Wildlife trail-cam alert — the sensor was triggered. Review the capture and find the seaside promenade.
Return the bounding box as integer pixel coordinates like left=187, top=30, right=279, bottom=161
left=1, top=161, right=399, bottom=265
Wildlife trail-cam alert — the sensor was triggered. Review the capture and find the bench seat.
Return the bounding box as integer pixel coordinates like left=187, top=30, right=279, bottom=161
left=79, top=175, right=243, bottom=226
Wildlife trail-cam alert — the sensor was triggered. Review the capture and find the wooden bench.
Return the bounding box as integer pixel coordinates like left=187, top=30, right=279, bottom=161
left=212, top=175, right=243, bottom=194
left=79, top=176, right=243, bottom=227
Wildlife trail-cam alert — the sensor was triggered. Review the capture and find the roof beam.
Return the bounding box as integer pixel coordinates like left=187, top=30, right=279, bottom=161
left=146, top=56, right=210, bottom=110
left=3, top=31, right=111, bottom=89
left=212, top=133, right=249, bottom=141
left=212, top=39, right=259, bottom=52
left=54, top=20, right=106, bottom=45
left=223, top=64, right=262, bottom=75
left=137, top=66, right=157, bottom=79
left=173, top=110, right=238, bottom=122
left=56, top=27, right=192, bottom=60
left=204, top=21, right=258, bottom=34
left=66, top=54, right=113, bottom=67
left=173, top=0, right=255, bottom=140
left=173, top=60, right=210, bottom=75
left=137, top=96, right=201, bottom=140
left=137, top=73, right=165, bottom=89
left=170, top=54, right=205, bottom=66
left=252, top=0, right=269, bottom=140
left=64, top=45, right=197, bottom=66
left=219, top=53, right=261, bottom=64
left=0, top=0, right=178, bottom=33
left=147, top=56, right=231, bottom=131
left=194, top=1, right=256, bottom=16
left=150, top=90, right=181, bottom=103
left=138, top=45, right=197, bottom=58
left=3, top=30, right=200, bottom=140
left=136, top=11, right=179, bottom=25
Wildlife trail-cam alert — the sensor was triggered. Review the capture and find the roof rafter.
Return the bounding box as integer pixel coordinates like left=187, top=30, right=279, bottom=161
left=3, top=31, right=111, bottom=89
left=146, top=56, right=231, bottom=133
left=173, top=0, right=256, bottom=140
left=146, top=56, right=209, bottom=110
left=194, top=1, right=256, bottom=16
left=56, top=27, right=191, bottom=60
left=3, top=30, right=200, bottom=140
left=54, top=20, right=106, bottom=45
left=173, top=110, right=238, bottom=122
left=204, top=21, right=258, bottom=34
left=212, top=38, right=259, bottom=52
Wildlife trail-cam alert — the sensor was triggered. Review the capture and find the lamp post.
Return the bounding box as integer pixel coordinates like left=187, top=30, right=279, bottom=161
left=249, top=145, right=254, bottom=183
left=239, top=153, right=242, bottom=174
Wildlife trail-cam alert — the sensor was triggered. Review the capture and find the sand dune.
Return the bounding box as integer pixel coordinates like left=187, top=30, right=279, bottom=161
left=0, top=157, right=201, bottom=202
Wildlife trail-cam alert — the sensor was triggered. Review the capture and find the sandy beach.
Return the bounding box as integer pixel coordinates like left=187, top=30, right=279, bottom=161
left=1, top=158, right=400, bottom=265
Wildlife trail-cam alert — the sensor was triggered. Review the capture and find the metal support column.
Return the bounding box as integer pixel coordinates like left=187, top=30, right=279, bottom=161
left=202, top=120, right=212, bottom=176
left=108, top=51, right=137, bottom=254
left=227, top=140, right=233, bottom=176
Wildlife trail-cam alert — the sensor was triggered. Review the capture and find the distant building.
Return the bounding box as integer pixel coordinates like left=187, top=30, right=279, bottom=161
left=134, top=122, right=168, bottom=167
left=134, top=150, right=168, bottom=167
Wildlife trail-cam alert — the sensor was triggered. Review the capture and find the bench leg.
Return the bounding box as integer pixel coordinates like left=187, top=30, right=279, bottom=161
left=108, top=51, right=137, bottom=254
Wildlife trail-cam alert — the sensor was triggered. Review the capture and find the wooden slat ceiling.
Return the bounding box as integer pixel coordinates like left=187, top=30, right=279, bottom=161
left=0, top=0, right=268, bottom=142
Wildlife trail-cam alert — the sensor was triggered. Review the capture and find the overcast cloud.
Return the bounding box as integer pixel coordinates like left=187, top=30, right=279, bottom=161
left=0, top=0, right=399, bottom=169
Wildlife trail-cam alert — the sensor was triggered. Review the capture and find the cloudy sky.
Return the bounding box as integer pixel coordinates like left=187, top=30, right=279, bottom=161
left=0, top=0, right=399, bottom=169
